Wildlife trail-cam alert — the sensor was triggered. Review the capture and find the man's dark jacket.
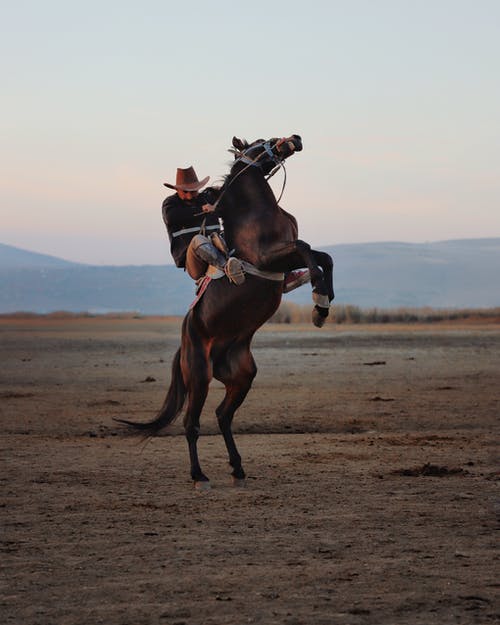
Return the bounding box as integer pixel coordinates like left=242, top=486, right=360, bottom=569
left=162, top=188, right=221, bottom=268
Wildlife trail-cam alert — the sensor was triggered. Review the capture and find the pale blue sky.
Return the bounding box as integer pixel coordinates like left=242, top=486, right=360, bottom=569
left=1, top=0, right=499, bottom=264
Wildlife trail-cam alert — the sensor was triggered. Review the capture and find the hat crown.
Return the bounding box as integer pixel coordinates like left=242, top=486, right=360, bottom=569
left=176, top=166, right=200, bottom=188
left=164, top=166, right=210, bottom=191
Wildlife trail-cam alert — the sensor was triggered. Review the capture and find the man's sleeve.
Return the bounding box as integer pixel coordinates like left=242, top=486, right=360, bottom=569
left=162, top=196, right=182, bottom=236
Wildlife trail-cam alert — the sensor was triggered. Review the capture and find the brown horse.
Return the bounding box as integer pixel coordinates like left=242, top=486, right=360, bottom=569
left=118, top=135, right=334, bottom=488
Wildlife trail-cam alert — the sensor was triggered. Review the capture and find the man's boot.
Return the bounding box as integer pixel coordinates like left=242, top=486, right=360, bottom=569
left=191, top=235, right=245, bottom=285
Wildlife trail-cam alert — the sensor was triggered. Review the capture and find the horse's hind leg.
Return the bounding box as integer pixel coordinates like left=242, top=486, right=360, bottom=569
left=181, top=324, right=212, bottom=488
left=213, top=341, right=257, bottom=485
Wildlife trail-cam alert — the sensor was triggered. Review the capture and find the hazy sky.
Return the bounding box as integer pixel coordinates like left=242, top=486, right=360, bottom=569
left=2, top=1, right=499, bottom=265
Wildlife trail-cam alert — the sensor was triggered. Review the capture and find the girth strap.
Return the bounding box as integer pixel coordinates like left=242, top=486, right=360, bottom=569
left=239, top=260, right=284, bottom=282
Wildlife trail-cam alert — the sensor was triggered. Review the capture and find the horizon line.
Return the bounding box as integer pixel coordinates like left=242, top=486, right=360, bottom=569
left=1, top=236, right=499, bottom=267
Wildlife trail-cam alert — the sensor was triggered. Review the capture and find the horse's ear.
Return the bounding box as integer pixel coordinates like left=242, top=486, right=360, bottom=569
left=232, top=136, right=246, bottom=151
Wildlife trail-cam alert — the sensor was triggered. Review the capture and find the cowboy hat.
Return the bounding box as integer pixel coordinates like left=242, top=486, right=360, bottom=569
left=164, top=166, right=210, bottom=191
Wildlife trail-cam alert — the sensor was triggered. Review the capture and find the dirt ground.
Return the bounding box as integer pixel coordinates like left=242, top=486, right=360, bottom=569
left=1, top=316, right=499, bottom=625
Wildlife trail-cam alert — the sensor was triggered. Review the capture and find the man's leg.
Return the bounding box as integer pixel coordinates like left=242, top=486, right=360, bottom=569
left=186, top=235, right=211, bottom=280
left=187, top=235, right=245, bottom=285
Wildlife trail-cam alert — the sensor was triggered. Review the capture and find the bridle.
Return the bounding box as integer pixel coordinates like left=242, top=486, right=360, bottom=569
left=195, top=140, right=291, bottom=217
left=232, top=140, right=281, bottom=168
left=228, top=140, right=289, bottom=203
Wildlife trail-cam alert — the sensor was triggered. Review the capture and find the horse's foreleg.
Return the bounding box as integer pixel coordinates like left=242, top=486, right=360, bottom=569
left=258, top=240, right=322, bottom=288
left=181, top=328, right=212, bottom=488
left=259, top=240, right=332, bottom=326
left=307, top=249, right=334, bottom=327
left=213, top=342, right=257, bottom=485
left=288, top=242, right=333, bottom=326
left=312, top=249, right=334, bottom=302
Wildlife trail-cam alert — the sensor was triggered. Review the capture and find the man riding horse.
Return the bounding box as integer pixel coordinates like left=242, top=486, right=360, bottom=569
left=162, top=146, right=310, bottom=292
left=119, top=135, right=334, bottom=488
left=162, top=165, right=246, bottom=285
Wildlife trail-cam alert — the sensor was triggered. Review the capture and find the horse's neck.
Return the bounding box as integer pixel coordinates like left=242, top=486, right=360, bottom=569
left=221, top=174, right=295, bottom=263
left=230, top=172, right=298, bottom=238
left=223, top=172, right=274, bottom=219
left=233, top=169, right=275, bottom=206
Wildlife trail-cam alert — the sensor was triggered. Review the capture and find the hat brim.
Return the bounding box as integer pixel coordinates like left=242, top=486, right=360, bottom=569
left=163, top=175, right=210, bottom=191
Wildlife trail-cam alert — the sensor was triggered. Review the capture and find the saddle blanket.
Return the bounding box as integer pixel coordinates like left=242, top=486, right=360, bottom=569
left=189, top=275, right=212, bottom=310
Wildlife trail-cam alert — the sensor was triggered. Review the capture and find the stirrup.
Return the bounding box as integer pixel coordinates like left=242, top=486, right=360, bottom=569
left=225, top=257, right=245, bottom=285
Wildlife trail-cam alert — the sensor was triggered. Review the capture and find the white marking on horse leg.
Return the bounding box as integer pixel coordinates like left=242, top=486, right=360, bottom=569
left=312, top=292, right=330, bottom=308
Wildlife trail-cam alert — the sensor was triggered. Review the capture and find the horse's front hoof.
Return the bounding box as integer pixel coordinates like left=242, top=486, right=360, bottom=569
left=194, top=479, right=211, bottom=491
left=231, top=476, right=247, bottom=488
left=312, top=306, right=329, bottom=328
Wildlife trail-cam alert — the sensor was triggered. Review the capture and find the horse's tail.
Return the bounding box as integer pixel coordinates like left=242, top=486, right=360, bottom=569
left=114, top=348, right=186, bottom=434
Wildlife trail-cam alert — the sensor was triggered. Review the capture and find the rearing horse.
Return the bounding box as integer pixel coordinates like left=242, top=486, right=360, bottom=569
left=118, top=135, right=334, bottom=488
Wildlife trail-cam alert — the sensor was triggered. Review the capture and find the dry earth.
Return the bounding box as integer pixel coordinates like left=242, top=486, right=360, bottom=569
left=1, top=316, right=499, bottom=625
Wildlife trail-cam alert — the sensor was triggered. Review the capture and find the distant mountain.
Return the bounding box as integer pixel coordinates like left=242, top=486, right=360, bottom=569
left=0, top=264, right=193, bottom=316
left=0, top=239, right=499, bottom=314
left=0, top=242, right=80, bottom=269
left=288, top=238, right=500, bottom=309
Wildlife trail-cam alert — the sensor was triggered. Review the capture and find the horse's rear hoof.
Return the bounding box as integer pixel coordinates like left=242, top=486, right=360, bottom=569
left=194, top=480, right=211, bottom=491
left=312, top=306, right=329, bottom=328
left=232, top=477, right=246, bottom=488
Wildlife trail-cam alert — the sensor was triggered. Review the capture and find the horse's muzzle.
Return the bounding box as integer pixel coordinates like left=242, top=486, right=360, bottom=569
left=290, top=134, right=303, bottom=151
left=278, top=134, right=303, bottom=157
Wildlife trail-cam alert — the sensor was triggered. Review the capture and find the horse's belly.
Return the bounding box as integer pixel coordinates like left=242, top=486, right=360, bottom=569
left=196, top=279, right=282, bottom=339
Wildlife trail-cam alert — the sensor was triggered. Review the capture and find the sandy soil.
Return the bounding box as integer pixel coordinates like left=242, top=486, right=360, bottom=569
left=1, top=316, right=499, bottom=624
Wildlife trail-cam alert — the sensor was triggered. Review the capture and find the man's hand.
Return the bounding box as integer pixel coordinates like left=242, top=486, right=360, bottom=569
left=202, top=203, right=216, bottom=213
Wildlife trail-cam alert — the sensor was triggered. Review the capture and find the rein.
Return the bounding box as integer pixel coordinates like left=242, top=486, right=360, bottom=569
left=216, top=141, right=283, bottom=206
left=193, top=141, right=286, bottom=217
left=267, top=161, right=287, bottom=204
